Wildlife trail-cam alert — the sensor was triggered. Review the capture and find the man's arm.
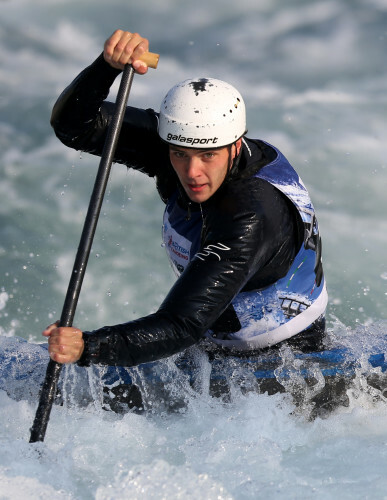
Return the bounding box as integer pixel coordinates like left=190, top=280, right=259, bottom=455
left=43, top=172, right=298, bottom=368
left=74, top=178, right=298, bottom=367
left=51, top=30, right=165, bottom=176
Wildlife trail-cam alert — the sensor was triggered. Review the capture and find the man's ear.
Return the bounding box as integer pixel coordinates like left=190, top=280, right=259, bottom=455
left=235, top=138, right=243, bottom=156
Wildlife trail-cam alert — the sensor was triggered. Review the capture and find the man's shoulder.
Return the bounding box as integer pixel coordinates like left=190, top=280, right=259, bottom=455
left=243, top=137, right=279, bottom=164
left=207, top=174, right=288, bottom=228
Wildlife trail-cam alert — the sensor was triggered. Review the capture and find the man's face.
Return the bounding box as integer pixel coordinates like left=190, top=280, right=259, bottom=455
left=169, top=139, right=241, bottom=203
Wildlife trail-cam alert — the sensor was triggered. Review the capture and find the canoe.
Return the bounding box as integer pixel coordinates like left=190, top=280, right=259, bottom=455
left=1, top=333, right=386, bottom=418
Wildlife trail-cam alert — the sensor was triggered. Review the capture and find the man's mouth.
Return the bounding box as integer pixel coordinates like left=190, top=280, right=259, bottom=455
left=187, top=183, right=206, bottom=192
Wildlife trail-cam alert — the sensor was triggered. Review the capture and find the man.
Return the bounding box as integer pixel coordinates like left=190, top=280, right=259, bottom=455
left=44, top=29, right=328, bottom=368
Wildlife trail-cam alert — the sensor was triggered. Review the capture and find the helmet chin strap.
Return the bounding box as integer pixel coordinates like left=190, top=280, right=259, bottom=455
left=226, top=141, right=242, bottom=177
left=214, top=141, right=242, bottom=194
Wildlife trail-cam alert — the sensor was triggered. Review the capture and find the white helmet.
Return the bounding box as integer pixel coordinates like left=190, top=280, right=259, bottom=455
left=158, top=78, right=247, bottom=149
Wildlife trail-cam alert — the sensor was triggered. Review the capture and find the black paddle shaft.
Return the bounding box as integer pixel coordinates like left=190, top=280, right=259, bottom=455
left=29, top=64, right=135, bottom=443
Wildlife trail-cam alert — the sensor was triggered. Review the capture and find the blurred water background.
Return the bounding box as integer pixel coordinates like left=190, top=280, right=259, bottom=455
left=1, top=0, right=387, bottom=498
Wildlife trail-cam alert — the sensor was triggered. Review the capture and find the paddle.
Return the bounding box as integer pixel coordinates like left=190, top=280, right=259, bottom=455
left=29, top=51, right=159, bottom=443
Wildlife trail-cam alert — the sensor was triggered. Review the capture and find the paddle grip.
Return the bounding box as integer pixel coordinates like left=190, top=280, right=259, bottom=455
left=139, top=52, right=159, bottom=69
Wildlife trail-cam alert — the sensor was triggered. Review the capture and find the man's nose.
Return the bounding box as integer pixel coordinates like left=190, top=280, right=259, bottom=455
left=186, top=157, right=202, bottom=178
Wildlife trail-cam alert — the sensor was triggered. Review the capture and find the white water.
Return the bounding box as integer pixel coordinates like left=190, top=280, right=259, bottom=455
left=1, top=0, right=387, bottom=498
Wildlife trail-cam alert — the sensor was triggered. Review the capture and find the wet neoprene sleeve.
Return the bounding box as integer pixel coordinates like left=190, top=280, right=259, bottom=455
left=51, top=53, right=167, bottom=177
left=78, top=180, right=296, bottom=367
left=51, top=54, right=301, bottom=368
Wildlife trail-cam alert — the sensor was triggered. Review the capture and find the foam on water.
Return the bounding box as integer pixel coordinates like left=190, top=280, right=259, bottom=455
left=2, top=346, right=387, bottom=499
left=1, top=0, right=387, bottom=497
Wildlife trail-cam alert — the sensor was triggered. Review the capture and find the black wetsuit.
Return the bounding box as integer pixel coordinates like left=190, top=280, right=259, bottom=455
left=51, top=54, right=323, bottom=368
